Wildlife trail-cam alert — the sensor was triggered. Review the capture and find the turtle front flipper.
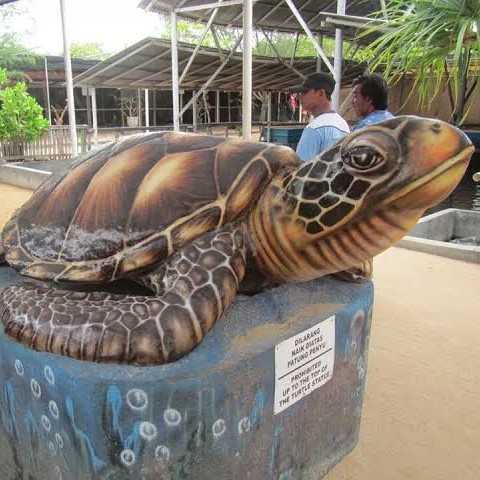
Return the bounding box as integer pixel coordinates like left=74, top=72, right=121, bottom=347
left=0, top=225, right=247, bottom=365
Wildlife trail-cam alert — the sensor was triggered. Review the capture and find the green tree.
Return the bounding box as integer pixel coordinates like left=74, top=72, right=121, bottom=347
left=0, top=33, right=39, bottom=73
left=364, top=0, right=480, bottom=126
left=0, top=67, right=49, bottom=142
left=70, top=42, right=109, bottom=60
left=253, top=32, right=336, bottom=58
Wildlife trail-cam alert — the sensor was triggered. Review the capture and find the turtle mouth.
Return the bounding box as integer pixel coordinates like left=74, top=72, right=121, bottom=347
left=383, top=145, right=474, bottom=208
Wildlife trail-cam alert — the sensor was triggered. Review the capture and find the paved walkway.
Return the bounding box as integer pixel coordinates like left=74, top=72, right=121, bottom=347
left=1, top=183, right=479, bottom=480
left=0, top=183, right=32, bottom=228
left=327, top=247, right=480, bottom=480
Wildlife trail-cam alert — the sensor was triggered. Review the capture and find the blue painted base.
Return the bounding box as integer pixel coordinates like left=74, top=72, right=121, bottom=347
left=0, top=266, right=374, bottom=479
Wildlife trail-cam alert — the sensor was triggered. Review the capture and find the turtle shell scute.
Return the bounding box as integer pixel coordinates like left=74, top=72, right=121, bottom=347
left=4, top=132, right=300, bottom=283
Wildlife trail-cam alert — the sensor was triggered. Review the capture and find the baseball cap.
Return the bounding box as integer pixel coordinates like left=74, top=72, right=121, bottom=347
left=291, top=72, right=336, bottom=94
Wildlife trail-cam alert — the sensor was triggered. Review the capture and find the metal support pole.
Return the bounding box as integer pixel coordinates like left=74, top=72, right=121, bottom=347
left=179, top=35, right=243, bottom=118
left=144, top=89, right=150, bottom=128
left=332, top=0, right=346, bottom=110
left=180, top=91, right=184, bottom=126
left=179, top=7, right=221, bottom=85
left=284, top=0, right=334, bottom=74
left=316, top=34, right=323, bottom=71
left=91, top=87, right=98, bottom=148
left=59, top=0, right=77, bottom=157
left=228, top=92, right=231, bottom=122
left=153, top=90, right=157, bottom=126
left=193, top=90, right=197, bottom=132
left=242, top=0, right=253, bottom=140
left=171, top=12, right=180, bottom=131
left=261, top=29, right=306, bottom=79
left=216, top=90, right=220, bottom=123
left=137, top=88, right=142, bottom=126
left=266, top=91, right=272, bottom=143
left=277, top=92, right=281, bottom=121
left=44, top=57, right=52, bottom=125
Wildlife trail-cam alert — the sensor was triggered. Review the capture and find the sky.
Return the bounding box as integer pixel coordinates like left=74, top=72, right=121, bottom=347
left=1, top=0, right=164, bottom=55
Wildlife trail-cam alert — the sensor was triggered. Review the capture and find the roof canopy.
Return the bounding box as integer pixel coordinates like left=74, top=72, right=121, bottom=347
left=73, top=37, right=364, bottom=91
left=139, top=0, right=384, bottom=42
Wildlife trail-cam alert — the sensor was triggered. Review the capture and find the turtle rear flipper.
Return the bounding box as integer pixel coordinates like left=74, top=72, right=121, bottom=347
left=0, top=225, right=247, bottom=365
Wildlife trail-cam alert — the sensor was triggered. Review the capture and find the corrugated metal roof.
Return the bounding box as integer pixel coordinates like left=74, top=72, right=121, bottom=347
left=73, top=37, right=365, bottom=91
left=138, top=0, right=384, bottom=41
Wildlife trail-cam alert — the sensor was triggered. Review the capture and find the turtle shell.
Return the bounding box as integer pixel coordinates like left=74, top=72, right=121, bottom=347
left=2, top=131, right=300, bottom=283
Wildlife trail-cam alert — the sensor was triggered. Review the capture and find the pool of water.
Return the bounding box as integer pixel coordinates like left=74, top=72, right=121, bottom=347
left=426, top=153, right=480, bottom=215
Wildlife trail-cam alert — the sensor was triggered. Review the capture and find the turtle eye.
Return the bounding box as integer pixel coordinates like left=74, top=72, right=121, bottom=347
left=341, top=145, right=385, bottom=172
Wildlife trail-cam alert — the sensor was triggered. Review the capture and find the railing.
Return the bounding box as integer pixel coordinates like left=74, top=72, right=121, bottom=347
left=95, top=121, right=307, bottom=144
left=0, top=121, right=307, bottom=163
left=0, top=125, right=89, bottom=163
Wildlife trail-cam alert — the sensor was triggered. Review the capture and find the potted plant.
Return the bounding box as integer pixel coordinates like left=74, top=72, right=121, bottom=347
left=120, top=95, right=140, bottom=127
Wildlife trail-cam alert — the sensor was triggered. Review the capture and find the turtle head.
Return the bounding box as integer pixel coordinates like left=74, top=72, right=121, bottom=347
left=249, top=116, right=473, bottom=283
left=283, top=116, right=473, bottom=239
left=339, top=116, right=473, bottom=212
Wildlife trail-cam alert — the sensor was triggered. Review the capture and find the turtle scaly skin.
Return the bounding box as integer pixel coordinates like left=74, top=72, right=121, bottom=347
left=1, top=226, right=247, bottom=364
left=0, top=117, right=474, bottom=365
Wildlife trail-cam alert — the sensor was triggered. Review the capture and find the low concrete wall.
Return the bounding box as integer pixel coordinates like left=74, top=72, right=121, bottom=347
left=398, top=209, right=480, bottom=263
left=0, top=164, right=51, bottom=190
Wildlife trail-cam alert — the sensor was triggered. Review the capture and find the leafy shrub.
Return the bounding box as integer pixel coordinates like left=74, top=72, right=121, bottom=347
left=0, top=67, right=49, bottom=142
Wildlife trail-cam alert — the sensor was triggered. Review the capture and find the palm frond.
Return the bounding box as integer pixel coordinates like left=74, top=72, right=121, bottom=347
left=360, top=0, right=480, bottom=125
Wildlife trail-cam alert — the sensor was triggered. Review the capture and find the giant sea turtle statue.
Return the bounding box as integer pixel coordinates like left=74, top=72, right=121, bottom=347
left=0, top=117, right=473, bottom=365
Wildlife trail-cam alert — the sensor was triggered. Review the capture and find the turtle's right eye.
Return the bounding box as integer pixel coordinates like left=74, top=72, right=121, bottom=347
left=341, top=145, right=385, bottom=172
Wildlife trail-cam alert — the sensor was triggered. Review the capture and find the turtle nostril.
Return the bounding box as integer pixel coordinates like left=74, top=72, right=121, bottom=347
left=431, top=122, right=442, bottom=134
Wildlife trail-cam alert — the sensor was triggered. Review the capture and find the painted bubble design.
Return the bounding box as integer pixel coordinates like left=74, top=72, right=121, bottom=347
left=49, top=441, right=57, bottom=456
left=126, top=388, right=148, bottom=411
left=238, top=416, right=251, bottom=435
left=14, top=359, right=24, bottom=377
left=54, top=465, right=62, bottom=480
left=164, top=408, right=182, bottom=427
left=41, top=415, right=51, bottom=432
left=49, top=400, right=59, bottom=419
left=350, top=310, right=365, bottom=337
left=154, top=445, right=170, bottom=464
left=139, top=421, right=157, bottom=441
left=120, top=449, right=135, bottom=466
left=357, top=356, right=365, bottom=380
left=30, top=378, right=41, bottom=399
left=55, top=433, right=64, bottom=449
left=44, top=365, right=55, bottom=385
left=212, top=418, right=226, bottom=439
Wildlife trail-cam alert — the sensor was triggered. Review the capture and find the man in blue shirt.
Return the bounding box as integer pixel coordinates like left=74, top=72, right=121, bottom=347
left=292, top=73, right=350, bottom=162
left=352, top=73, right=393, bottom=131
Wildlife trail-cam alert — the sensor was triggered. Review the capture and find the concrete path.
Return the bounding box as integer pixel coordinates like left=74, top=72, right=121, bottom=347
left=1, top=183, right=479, bottom=480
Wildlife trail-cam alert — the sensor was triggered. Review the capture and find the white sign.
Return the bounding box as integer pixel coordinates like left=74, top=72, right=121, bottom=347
left=274, top=315, right=335, bottom=414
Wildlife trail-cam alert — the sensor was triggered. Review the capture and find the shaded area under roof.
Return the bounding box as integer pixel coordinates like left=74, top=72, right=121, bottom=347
left=139, top=0, right=384, bottom=42
left=72, top=37, right=365, bottom=91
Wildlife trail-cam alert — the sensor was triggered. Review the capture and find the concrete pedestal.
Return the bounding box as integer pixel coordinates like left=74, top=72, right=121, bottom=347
left=0, top=266, right=373, bottom=480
